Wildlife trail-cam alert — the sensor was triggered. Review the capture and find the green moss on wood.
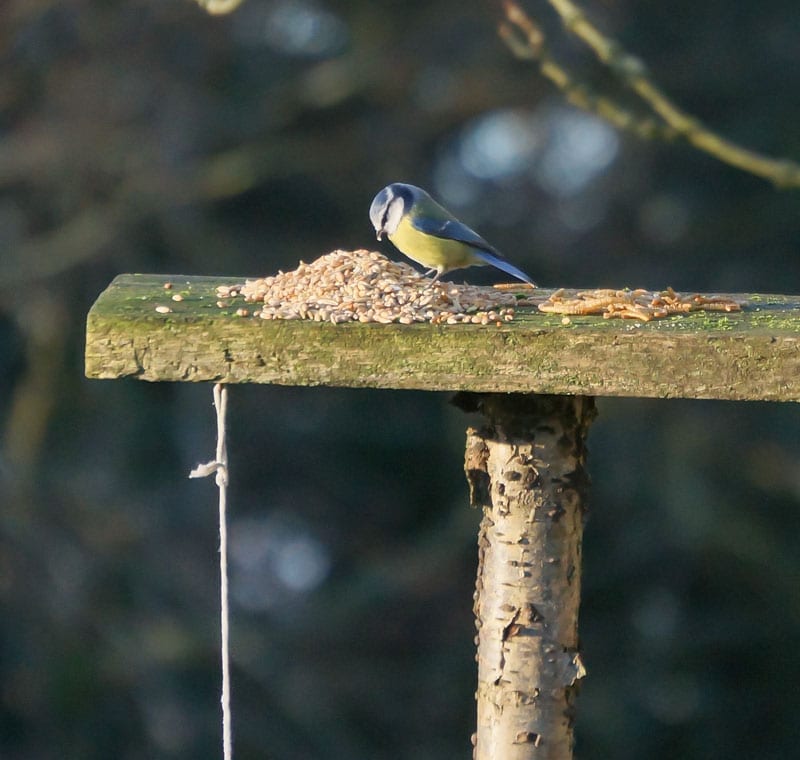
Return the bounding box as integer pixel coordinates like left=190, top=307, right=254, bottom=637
left=85, top=274, right=800, bottom=402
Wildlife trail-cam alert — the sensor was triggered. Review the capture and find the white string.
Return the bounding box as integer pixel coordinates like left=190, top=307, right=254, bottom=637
left=189, top=383, right=232, bottom=760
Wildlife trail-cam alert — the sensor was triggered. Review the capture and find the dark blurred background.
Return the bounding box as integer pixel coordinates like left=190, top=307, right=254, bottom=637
left=2, top=0, right=800, bottom=757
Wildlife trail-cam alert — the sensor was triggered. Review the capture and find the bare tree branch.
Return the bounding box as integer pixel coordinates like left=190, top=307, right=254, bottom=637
left=499, top=4, right=674, bottom=141
left=501, top=0, right=800, bottom=188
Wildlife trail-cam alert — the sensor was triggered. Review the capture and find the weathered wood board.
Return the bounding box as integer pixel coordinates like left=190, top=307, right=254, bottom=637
left=85, top=274, right=800, bottom=402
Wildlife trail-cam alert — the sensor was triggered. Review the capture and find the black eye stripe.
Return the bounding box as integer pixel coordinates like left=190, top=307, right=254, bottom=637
left=381, top=196, right=401, bottom=228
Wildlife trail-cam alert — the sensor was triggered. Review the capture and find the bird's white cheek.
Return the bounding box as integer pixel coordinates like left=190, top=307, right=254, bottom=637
left=384, top=201, right=404, bottom=236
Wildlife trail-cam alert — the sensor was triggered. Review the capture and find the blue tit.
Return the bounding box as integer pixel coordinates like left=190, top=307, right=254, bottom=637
left=369, top=182, right=535, bottom=285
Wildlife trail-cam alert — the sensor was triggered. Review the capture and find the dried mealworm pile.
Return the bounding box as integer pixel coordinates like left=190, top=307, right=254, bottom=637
left=538, top=287, right=744, bottom=322
left=216, top=249, right=531, bottom=325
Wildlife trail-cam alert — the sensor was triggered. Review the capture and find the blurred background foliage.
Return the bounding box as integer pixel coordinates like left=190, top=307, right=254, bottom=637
left=1, top=0, right=800, bottom=757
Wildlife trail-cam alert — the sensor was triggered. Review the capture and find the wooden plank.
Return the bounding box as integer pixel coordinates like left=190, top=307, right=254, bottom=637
left=85, top=273, right=800, bottom=402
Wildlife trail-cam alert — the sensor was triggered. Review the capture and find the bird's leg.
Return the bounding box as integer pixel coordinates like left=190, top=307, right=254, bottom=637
left=427, top=268, right=443, bottom=283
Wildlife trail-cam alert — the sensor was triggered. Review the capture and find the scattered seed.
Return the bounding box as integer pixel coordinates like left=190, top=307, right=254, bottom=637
left=155, top=305, right=172, bottom=314
left=216, top=250, right=525, bottom=325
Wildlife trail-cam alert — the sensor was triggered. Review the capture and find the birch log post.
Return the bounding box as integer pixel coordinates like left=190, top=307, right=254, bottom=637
left=456, top=392, right=596, bottom=760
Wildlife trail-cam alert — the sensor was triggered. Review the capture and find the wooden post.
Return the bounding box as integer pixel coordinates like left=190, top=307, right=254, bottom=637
left=456, top=392, right=596, bottom=759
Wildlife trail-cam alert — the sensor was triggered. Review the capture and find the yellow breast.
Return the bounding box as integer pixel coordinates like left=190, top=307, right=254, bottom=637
left=388, top=215, right=482, bottom=272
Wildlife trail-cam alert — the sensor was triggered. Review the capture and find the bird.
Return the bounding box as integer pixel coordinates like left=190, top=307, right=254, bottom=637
left=369, top=182, right=535, bottom=286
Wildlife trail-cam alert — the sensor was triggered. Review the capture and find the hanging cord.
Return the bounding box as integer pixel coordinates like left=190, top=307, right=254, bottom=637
left=189, top=383, right=232, bottom=760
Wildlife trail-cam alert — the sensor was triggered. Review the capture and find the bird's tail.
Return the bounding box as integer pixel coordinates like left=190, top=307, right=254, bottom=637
left=474, top=250, right=536, bottom=286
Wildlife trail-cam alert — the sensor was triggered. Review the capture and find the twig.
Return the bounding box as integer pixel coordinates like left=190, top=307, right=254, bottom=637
left=500, top=0, right=800, bottom=188
left=189, top=383, right=232, bottom=760
left=498, top=9, right=673, bottom=141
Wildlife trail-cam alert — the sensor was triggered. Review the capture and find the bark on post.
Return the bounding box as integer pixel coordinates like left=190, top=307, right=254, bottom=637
left=454, top=392, right=596, bottom=760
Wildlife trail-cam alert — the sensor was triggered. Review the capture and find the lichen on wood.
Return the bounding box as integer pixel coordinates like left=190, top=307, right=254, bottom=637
left=456, top=392, right=596, bottom=759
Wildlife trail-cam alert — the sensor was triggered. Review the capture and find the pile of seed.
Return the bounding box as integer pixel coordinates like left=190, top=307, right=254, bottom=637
left=538, top=287, right=744, bottom=321
left=216, top=249, right=530, bottom=325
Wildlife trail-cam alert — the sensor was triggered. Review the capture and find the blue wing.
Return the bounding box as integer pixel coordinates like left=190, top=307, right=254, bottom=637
left=411, top=216, right=534, bottom=285
left=411, top=216, right=499, bottom=255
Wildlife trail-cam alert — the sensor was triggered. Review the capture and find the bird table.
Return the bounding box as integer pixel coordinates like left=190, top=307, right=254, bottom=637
left=85, top=272, right=800, bottom=760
